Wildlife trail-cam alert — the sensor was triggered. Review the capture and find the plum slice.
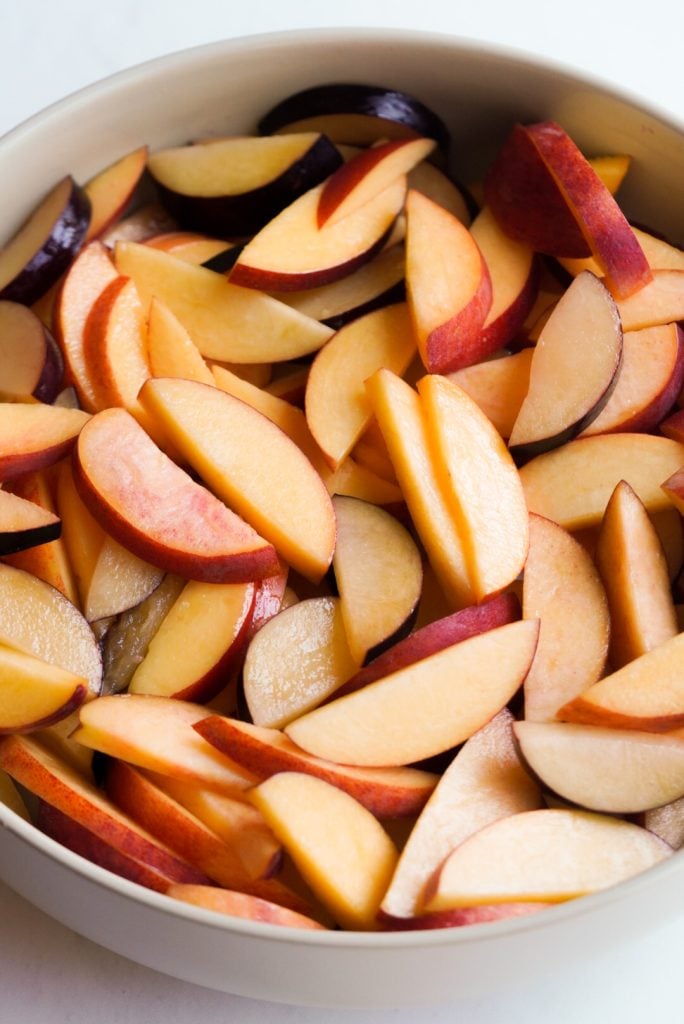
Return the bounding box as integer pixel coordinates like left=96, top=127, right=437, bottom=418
left=0, top=176, right=90, bottom=305
left=0, top=488, right=61, bottom=556
left=0, top=300, right=64, bottom=403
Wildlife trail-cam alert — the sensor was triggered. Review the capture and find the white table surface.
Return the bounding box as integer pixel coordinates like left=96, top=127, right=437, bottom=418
left=1, top=1, right=683, bottom=1020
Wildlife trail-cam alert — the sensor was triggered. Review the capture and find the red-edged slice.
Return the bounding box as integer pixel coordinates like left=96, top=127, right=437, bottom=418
left=73, top=407, right=280, bottom=583
left=0, top=402, right=89, bottom=482
left=0, top=300, right=64, bottom=403
left=167, top=884, right=326, bottom=930
left=84, top=146, right=148, bottom=241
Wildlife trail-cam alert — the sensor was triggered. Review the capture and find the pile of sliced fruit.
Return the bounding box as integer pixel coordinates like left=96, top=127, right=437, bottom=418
left=2, top=82, right=684, bottom=933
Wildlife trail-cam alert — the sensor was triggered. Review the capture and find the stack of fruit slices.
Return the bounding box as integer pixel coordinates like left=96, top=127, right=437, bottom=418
left=0, top=80, right=684, bottom=933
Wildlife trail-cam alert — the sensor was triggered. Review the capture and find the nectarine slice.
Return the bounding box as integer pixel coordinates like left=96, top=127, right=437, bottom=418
left=167, top=884, right=326, bottom=930
left=0, top=644, right=88, bottom=734
left=0, top=402, right=89, bottom=482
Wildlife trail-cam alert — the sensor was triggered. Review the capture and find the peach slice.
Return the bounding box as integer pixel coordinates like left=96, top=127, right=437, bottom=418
left=84, top=146, right=148, bottom=242
left=418, top=373, right=529, bottom=601
left=469, top=205, right=538, bottom=353
left=423, top=809, right=671, bottom=911
left=331, top=495, right=422, bottom=665
left=595, top=481, right=678, bottom=669
left=0, top=402, right=89, bottom=482
left=230, top=176, right=406, bottom=292
left=0, top=562, right=101, bottom=695
left=73, top=407, right=279, bottom=583
left=305, top=302, right=416, bottom=469
left=447, top=348, right=533, bottom=439
left=242, top=596, right=358, bottom=729
left=114, top=240, right=333, bottom=363
left=335, top=592, right=520, bottom=698
left=0, top=644, right=88, bottom=734
left=408, top=161, right=470, bottom=224
left=53, top=239, right=119, bottom=411
left=83, top=538, right=164, bottom=623
left=379, top=709, right=542, bottom=922
left=144, top=770, right=280, bottom=880
left=559, top=631, right=684, bottom=732
left=128, top=579, right=255, bottom=703
left=166, top=884, right=326, bottom=930
left=249, top=772, right=398, bottom=930
left=139, top=377, right=336, bottom=582
left=405, top=189, right=492, bottom=373
left=365, top=368, right=471, bottom=608
left=146, top=297, right=215, bottom=385
left=523, top=514, right=610, bottom=722
left=285, top=620, right=539, bottom=767
left=514, top=720, right=684, bottom=813
left=145, top=231, right=233, bottom=266
left=317, top=137, right=435, bottom=226
left=508, top=272, right=622, bottom=456
left=0, top=733, right=209, bottom=892
left=194, top=716, right=438, bottom=818
left=0, top=487, right=60, bottom=556
left=72, top=694, right=257, bottom=795
left=519, top=433, right=684, bottom=530
left=615, top=270, right=684, bottom=330
left=54, top=458, right=105, bottom=608
left=579, top=323, right=684, bottom=436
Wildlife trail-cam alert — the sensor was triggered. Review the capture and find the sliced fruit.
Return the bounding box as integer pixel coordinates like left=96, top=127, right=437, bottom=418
left=285, top=620, right=539, bottom=767
left=0, top=487, right=60, bottom=556
left=73, top=407, right=280, bottom=583
left=423, top=809, right=671, bottom=910
left=0, top=644, right=87, bottom=734
left=0, top=300, right=64, bottom=403
left=0, top=402, right=89, bottom=482
left=250, top=771, right=398, bottom=930
left=139, top=377, right=335, bottom=582
left=166, top=884, right=326, bottom=929
left=84, top=146, right=148, bottom=241
left=447, top=348, right=533, bottom=439
left=145, top=297, right=215, bottom=384
left=523, top=514, right=610, bottom=722
left=514, top=720, right=684, bottom=813
left=615, top=269, right=684, bottom=330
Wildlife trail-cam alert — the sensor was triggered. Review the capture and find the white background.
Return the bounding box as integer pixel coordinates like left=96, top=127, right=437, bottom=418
left=1, top=1, right=683, bottom=1021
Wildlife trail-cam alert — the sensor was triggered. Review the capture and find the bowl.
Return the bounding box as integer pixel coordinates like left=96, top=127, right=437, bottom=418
left=1, top=27, right=684, bottom=1009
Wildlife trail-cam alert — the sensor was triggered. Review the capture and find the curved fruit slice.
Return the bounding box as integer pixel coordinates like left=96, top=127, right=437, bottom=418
left=331, top=495, right=422, bottom=665
left=230, top=177, right=406, bottom=292
left=0, top=300, right=64, bottom=403
left=115, top=240, right=332, bottom=363
left=0, top=562, right=101, bottom=695
left=559, top=631, right=684, bottom=732
left=73, top=407, right=279, bottom=583
left=149, top=133, right=342, bottom=238
left=419, top=374, right=528, bottom=601
left=53, top=239, right=118, bottom=411
left=285, top=620, right=539, bottom=767
left=305, top=302, right=416, bottom=469
left=146, top=297, right=215, bottom=384
left=365, top=369, right=471, bottom=608
left=0, top=645, right=88, bottom=734
left=72, top=694, right=257, bottom=795
left=167, top=884, right=326, bottom=930
left=406, top=189, right=492, bottom=373
left=243, top=596, right=358, bottom=729
left=0, top=488, right=60, bottom=556
left=83, top=538, right=164, bottom=623
left=278, top=243, right=405, bottom=329
left=408, top=161, right=471, bottom=223
left=0, top=176, right=91, bottom=305
left=595, top=480, right=678, bottom=670
left=508, top=272, right=623, bottom=457
left=128, top=579, right=255, bottom=703
left=514, top=720, right=684, bottom=814
left=580, top=323, right=684, bottom=436
left=447, top=348, right=533, bottom=440
left=469, top=205, right=538, bottom=354
left=258, top=83, right=450, bottom=154
left=250, top=772, right=398, bottom=930
left=54, top=459, right=105, bottom=609
left=335, top=592, right=520, bottom=698
left=318, top=137, right=434, bottom=226
left=615, top=270, right=684, bottom=330
left=423, top=809, right=671, bottom=911
left=0, top=402, right=89, bottom=482
left=194, top=716, right=437, bottom=818
left=380, top=710, right=541, bottom=922
left=84, top=146, right=148, bottom=241
left=139, top=377, right=335, bottom=582
left=519, top=433, right=684, bottom=530
left=523, top=514, right=610, bottom=722
left=0, top=734, right=209, bottom=892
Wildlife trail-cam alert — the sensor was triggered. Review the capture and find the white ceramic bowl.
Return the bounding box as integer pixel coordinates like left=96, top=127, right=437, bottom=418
left=1, top=27, right=683, bottom=1010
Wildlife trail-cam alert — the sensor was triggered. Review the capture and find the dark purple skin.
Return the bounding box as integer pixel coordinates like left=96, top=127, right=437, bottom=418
left=0, top=177, right=91, bottom=306
left=0, top=518, right=61, bottom=557
left=258, top=83, right=451, bottom=157
left=34, top=328, right=65, bottom=404
left=152, top=134, right=343, bottom=240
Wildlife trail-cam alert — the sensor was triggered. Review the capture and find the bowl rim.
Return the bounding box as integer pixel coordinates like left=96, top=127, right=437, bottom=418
left=1, top=25, right=683, bottom=951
